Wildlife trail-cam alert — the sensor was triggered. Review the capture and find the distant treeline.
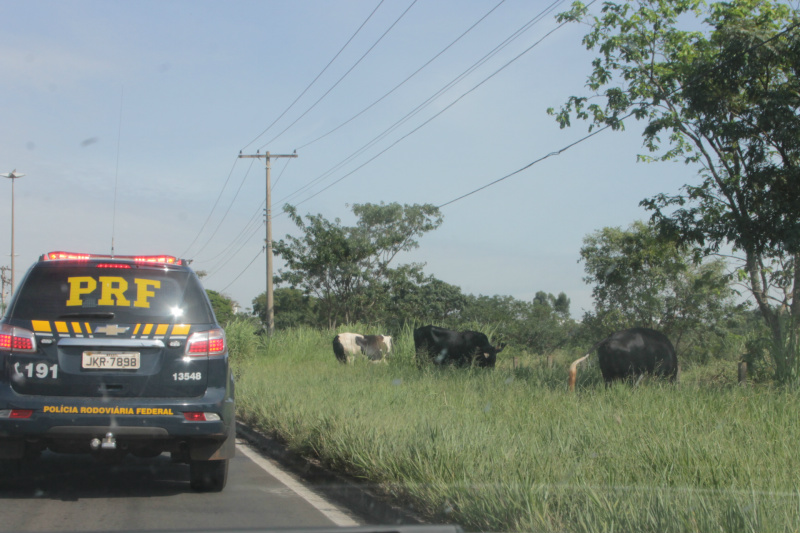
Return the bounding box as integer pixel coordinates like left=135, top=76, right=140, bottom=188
left=205, top=213, right=781, bottom=383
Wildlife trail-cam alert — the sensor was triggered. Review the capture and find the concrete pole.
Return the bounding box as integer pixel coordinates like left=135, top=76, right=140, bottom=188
left=237, top=152, right=296, bottom=335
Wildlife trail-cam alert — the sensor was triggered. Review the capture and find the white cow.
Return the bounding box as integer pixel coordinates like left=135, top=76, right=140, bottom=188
left=333, top=332, right=363, bottom=363
left=333, top=333, right=393, bottom=363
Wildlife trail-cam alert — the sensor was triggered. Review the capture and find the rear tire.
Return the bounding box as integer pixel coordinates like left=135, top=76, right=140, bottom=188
left=189, top=459, right=229, bottom=492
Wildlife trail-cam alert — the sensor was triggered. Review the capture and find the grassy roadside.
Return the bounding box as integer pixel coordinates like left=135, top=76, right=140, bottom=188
left=230, top=323, right=800, bottom=532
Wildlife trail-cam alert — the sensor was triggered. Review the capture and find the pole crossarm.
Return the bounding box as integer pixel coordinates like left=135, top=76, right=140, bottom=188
left=237, top=151, right=297, bottom=335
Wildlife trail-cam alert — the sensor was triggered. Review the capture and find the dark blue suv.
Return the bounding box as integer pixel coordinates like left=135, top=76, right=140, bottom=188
left=0, top=252, right=235, bottom=491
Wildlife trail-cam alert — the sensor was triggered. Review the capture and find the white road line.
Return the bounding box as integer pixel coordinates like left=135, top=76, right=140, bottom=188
left=236, top=441, right=361, bottom=527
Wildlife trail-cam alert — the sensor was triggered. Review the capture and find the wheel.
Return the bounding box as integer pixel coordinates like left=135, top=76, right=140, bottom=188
left=189, top=459, right=229, bottom=492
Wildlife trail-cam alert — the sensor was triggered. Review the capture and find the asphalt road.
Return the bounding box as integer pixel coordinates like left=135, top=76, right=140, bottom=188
left=0, top=439, right=361, bottom=532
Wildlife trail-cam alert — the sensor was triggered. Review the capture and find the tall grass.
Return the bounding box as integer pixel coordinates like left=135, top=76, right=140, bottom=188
left=232, top=325, right=800, bottom=532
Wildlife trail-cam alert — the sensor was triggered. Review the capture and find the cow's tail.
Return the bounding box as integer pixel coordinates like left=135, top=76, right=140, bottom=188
left=332, top=336, right=347, bottom=364
left=568, top=353, right=591, bottom=392
left=567, top=337, right=606, bottom=392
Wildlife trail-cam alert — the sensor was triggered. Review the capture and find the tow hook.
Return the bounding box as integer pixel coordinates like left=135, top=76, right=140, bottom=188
left=90, top=432, right=117, bottom=450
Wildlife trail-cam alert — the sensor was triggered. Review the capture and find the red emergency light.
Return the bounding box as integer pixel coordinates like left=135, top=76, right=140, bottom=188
left=42, top=252, right=183, bottom=265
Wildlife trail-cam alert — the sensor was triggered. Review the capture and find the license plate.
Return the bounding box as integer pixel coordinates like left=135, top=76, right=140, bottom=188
left=82, top=351, right=141, bottom=370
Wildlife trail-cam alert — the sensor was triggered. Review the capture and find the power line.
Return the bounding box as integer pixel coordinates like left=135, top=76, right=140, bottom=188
left=296, top=0, right=508, bottom=151
left=214, top=1, right=576, bottom=296
left=219, top=247, right=265, bottom=296
left=205, top=211, right=265, bottom=279
left=436, top=12, right=800, bottom=209
left=206, top=2, right=562, bottom=274
left=204, top=158, right=296, bottom=279
left=188, top=3, right=388, bottom=261
left=191, top=156, right=259, bottom=262
left=199, top=197, right=265, bottom=268
left=276, top=1, right=568, bottom=209
left=181, top=156, right=241, bottom=258
left=189, top=145, right=296, bottom=266
left=214, top=5, right=799, bottom=298
left=271, top=156, right=294, bottom=190
left=241, top=0, right=387, bottom=151
left=438, top=119, right=620, bottom=209
left=257, top=0, right=419, bottom=151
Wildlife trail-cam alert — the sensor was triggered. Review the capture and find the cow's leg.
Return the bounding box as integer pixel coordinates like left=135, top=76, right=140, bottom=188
left=435, top=348, right=448, bottom=364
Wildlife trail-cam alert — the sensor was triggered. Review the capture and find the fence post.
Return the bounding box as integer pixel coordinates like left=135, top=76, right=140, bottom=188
left=738, top=361, right=748, bottom=386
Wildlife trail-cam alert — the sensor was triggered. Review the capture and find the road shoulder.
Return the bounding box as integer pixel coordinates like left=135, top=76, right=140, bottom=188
left=236, top=421, right=427, bottom=527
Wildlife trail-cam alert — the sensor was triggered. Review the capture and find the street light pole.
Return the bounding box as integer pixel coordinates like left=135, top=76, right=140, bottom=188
left=1, top=170, right=25, bottom=297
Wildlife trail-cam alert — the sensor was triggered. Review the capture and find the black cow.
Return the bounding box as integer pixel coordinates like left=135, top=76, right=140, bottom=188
left=568, top=327, right=678, bottom=391
left=414, top=325, right=505, bottom=368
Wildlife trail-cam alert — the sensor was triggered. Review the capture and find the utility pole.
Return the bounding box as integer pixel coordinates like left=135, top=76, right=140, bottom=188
left=238, top=150, right=297, bottom=335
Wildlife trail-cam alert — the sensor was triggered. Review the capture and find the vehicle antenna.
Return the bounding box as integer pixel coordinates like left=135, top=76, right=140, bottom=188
left=111, top=87, right=123, bottom=258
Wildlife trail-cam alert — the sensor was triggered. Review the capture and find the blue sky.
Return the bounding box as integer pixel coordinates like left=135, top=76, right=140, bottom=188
left=1, top=0, right=693, bottom=318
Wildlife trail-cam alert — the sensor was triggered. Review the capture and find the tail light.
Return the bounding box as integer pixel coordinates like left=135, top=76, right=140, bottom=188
left=0, top=324, right=37, bottom=353
left=183, top=412, right=221, bottom=422
left=0, top=409, right=34, bottom=419
left=185, top=329, right=226, bottom=357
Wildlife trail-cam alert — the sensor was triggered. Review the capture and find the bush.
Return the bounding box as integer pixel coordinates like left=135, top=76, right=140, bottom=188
left=224, top=318, right=260, bottom=372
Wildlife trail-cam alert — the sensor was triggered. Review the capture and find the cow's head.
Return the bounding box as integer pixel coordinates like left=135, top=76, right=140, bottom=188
left=475, top=342, right=505, bottom=368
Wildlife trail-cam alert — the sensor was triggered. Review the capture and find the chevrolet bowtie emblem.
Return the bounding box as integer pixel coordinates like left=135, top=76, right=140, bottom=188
left=95, top=325, right=130, bottom=336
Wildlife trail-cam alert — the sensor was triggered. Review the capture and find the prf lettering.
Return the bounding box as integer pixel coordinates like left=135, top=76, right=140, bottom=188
left=66, top=277, right=161, bottom=308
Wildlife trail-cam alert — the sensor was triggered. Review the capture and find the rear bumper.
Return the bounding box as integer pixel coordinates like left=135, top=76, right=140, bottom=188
left=0, top=384, right=235, bottom=460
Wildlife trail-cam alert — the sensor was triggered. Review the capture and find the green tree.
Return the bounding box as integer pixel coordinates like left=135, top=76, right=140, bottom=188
left=580, top=221, right=738, bottom=359
left=273, top=202, right=443, bottom=328
left=581, top=221, right=689, bottom=331
left=378, top=265, right=467, bottom=331
left=459, top=294, right=526, bottom=355
left=553, top=292, right=571, bottom=317
left=462, top=294, right=529, bottom=327
left=528, top=291, right=576, bottom=354
left=460, top=292, right=576, bottom=355
left=252, top=288, right=319, bottom=330
left=551, top=0, right=800, bottom=380
left=533, top=291, right=571, bottom=319
left=206, top=289, right=236, bottom=326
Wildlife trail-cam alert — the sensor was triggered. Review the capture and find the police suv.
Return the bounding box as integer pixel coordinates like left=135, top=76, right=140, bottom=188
left=0, top=252, right=235, bottom=491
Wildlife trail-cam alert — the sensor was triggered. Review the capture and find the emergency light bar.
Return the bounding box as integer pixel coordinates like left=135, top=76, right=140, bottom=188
left=41, top=251, right=183, bottom=265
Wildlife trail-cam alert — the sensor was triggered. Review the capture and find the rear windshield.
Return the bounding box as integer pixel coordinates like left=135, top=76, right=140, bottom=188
left=8, top=263, right=215, bottom=323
